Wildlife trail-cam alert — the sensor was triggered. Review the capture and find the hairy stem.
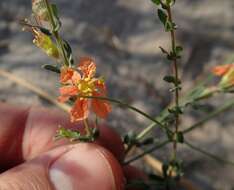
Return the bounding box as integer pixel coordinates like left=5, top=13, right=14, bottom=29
left=166, top=5, right=180, bottom=161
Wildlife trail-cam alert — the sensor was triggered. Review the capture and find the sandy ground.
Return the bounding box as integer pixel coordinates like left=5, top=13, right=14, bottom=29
left=0, top=0, right=234, bottom=189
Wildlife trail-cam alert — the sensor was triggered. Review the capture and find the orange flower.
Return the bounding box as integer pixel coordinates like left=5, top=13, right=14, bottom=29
left=212, top=64, right=234, bottom=87
left=212, top=64, right=234, bottom=76
left=58, top=58, right=111, bottom=122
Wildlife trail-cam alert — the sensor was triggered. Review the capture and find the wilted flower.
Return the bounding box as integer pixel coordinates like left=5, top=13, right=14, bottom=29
left=32, top=27, right=59, bottom=59
left=58, top=57, right=111, bottom=122
left=32, top=0, right=49, bottom=22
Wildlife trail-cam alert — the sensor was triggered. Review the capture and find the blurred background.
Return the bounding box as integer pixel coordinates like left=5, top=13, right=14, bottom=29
left=0, top=0, right=234, bottom=189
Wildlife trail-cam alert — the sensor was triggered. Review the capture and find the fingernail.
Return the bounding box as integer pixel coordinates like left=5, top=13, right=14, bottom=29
left=49, top=147, right=75, bottom=190
left=49, top=166, right=73, bottom=190
left=49, top=144, right=121, bottom=190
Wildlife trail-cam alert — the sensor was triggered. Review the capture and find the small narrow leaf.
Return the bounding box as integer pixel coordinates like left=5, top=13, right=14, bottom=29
left=176, top=132, right=184, bottom=143
left=175, top=45, right=183, bottom=58
left=158, top=9, right=167, bottom=25
left=50, top=4, right=59, bottom=18
left=159, top=46, right=169, bottom=55
left=63, top=40, right=74, bottom=66
left=42, top=64, right=60, bottom=73
left=163, top=75, right=181, bottom=85
left=50, top=4, right=61, bottom=31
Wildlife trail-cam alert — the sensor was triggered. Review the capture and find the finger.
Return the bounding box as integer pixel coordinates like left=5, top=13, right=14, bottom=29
left=95, top=124, right=125, bottom=161
left=0, top=103, right=124, bottom=170
left=0, top=143, right=125, bottom=190
left=123, top=165, right=148, bottom=190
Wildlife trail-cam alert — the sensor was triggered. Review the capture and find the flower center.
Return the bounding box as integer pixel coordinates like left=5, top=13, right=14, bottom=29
left=77, top=78, right=95, bottom=96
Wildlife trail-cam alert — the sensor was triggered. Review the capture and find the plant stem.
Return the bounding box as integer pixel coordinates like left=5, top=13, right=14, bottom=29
left=135, top=81, right=219, bottom=141
left=83, top=119, right=91, bottom=137
left=166, top=5, right=180, bottom=161
left=183, top=98, right=234, bottom=134
left=78, top=95, right=170, bottom=132
left=123, top=140, right=170, bottom=165
left=43, top=0, right=69, bottom=66
left=184, top=140, right=234, bottom=166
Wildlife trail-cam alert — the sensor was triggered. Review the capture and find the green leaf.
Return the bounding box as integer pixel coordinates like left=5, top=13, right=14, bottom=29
left=55, top=127, right=81, bottom=140
left=168, top=106, right=183, bottom=115
left=151, top=0, right=161, bottom=5
left=163, top=75, right=181, bottom=85
left=158, top=9, right=167, bottom=25
left=50, top=4, right=59, bottom=18
left=50, top=4, right=61, bottom=31
left=63, top=40, right=74, bottom=66
left=175, top=45, right=183, bottom=58
left=176, top=132, right=184, bottom=143
left=42, top=64, right=60, bottom=73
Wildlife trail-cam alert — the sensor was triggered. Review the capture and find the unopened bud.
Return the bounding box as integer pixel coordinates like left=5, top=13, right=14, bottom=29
left=219, top=67, right=234, bottom=88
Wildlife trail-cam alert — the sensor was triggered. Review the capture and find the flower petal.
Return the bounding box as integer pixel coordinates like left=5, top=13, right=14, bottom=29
left=91, top=95, right=111, bottom=119
left=70, top=99, right=89, bottom=122
left=95, top=79, right=107, bottom=95
left=60, top=67, right=74, bottom=83
left=58, top=86, right=78, bottom=103
left=71, top=71, right=81, bottom=84
left=59, top=86, right=78, bottom=96
left=78, top=57, right=96, bottom=78
left=212, top=64, right=233, bottom=76
left=57, top=95, right=70, bottom=103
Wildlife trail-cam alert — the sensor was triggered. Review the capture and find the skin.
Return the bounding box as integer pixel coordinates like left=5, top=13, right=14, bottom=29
left=0, top=103, right=145, bottom=190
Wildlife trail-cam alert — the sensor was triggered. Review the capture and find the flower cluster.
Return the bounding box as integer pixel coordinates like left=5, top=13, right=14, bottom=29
left=212, top=64, right=234, bottom=88
left=58, top=57, right=111, bottom=122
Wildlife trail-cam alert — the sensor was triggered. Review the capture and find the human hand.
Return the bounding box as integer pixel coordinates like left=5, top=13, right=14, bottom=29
left=0, top=103, right=145, bottom=190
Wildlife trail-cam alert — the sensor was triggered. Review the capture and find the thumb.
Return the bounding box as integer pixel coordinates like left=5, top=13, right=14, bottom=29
left=0, top=143, right=125, bottom=190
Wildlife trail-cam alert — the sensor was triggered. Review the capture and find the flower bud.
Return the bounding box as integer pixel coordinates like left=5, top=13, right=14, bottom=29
left=32, top=28, right=59, bottom=59
left=219, top=67, right=234, bottom=88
